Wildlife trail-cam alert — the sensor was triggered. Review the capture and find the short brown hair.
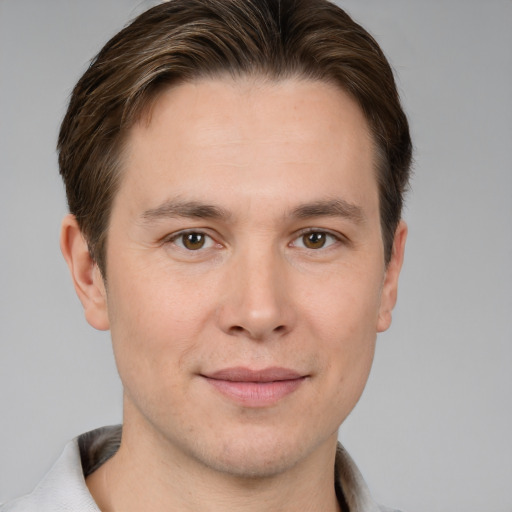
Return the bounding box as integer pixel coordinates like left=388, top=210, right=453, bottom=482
left=58, top=0, right=412, bottom=275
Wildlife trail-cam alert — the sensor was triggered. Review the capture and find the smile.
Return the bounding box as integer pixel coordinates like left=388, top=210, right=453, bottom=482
left=201, top=367, right=307, bottom=407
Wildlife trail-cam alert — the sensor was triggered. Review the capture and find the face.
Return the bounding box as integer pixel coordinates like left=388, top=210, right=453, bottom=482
left=90, top=78, right=405, bottom=478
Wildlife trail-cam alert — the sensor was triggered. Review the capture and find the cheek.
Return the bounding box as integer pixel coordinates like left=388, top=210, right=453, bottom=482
left=300, top=268, right=381, bottom=390
left=315, top=307, right=377, bottom=426
left=108, top=254, right=214, bottom=332
left=105, top=265, right=215, bottom=391
left=301, top=264, right=383, bottom=338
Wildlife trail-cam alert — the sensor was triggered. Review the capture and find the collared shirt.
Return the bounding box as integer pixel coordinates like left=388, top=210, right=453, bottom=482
left=1, top=426, right=400, bottom=512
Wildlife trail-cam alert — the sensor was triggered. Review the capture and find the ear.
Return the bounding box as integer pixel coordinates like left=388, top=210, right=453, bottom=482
left=377, top=220, right=407, bottom=333
left=60, top=214, right=110, bottom=331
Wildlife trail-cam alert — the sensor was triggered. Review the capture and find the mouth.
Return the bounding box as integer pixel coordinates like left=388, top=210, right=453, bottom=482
left=200, top=367, right=308, bottom=407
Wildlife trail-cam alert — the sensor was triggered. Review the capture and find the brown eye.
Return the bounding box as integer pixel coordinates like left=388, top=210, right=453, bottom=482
left=302, top=232, right=327, bottom=249
left=181, top=232, right=206, bottom=250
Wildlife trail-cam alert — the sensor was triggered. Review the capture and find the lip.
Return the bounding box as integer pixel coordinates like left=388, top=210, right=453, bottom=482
left=201, top=367, right=307, bottom=407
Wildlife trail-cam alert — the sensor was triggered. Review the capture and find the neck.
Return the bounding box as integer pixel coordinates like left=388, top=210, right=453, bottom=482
left=86, top=422, right=341, bottom=512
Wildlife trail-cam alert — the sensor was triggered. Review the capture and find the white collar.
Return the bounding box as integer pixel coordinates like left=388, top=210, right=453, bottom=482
left=2, top=425, right=393, bottom=512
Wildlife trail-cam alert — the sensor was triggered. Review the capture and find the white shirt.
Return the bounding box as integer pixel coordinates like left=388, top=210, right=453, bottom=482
left=1, top=426, right=399, bottom=512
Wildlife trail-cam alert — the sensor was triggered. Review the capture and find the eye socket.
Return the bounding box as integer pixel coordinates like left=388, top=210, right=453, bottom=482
left=292, top=231, right=339, bottom=250
left=168, top=229, right=339, bottom=251
left=171, top=231, right=215, bottom=251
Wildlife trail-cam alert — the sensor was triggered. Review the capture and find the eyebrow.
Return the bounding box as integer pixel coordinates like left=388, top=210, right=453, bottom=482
left=290, top=199, right=365, bottom=223
left=140, top=197, right=364, bottom=225
left=141, top=200, right=231, bottom=222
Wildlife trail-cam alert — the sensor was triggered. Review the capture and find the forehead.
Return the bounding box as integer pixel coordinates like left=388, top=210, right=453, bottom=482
left=134, top=76, right=373, bottom=157
left=117, top=77, right=378, bottom=216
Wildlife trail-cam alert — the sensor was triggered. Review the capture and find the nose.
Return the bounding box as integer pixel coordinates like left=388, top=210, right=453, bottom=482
left=217, top=246, right=296, bottom=341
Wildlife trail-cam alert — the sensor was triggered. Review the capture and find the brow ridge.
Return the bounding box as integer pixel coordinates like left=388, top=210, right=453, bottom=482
left=291, top=198, right=365, bottom=223
left=140, top=197, right=364, bottom=224
left=141, top=200, right=230, bottom=222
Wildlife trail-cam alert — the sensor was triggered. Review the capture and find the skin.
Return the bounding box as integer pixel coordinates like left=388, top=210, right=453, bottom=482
left=61, top=77, right=407, bottom=512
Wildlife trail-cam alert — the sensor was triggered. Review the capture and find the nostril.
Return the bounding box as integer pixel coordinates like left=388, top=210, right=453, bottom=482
left=227, top=323, right=287, bottom=338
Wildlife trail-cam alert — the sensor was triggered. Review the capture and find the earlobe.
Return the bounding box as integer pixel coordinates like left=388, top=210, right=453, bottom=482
left=377, top=220, right=407, bottom=333
left=60, top=214, right=110, bottom=331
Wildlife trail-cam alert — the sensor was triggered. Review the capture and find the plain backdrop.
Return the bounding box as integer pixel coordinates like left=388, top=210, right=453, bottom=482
left=1, top=1, right=511, bottom=510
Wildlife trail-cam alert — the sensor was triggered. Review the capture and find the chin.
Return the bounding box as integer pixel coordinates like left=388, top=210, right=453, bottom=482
left=188, top=426, right=328, bottom=479
left=202, top=446, right=299, bottom=479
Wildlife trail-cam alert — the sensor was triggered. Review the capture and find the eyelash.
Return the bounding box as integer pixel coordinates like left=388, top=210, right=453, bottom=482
left=290, top=229, right=342, bottom=250
left=164, top=228, right=344, bottom=252
left=165, top=230, right=218, bottom=251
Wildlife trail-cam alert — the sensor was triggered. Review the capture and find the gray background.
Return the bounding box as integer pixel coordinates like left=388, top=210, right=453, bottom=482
left=1, top=1, right=511, bottom=510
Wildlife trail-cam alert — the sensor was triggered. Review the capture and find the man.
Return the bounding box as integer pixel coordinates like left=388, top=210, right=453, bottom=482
left=1, top=0, right=411, bottom=510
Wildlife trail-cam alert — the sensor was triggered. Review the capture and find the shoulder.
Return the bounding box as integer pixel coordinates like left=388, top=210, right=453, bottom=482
left=335, top=443, right=404, bottom=512
left=0, top=426, right=120, bottom=512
